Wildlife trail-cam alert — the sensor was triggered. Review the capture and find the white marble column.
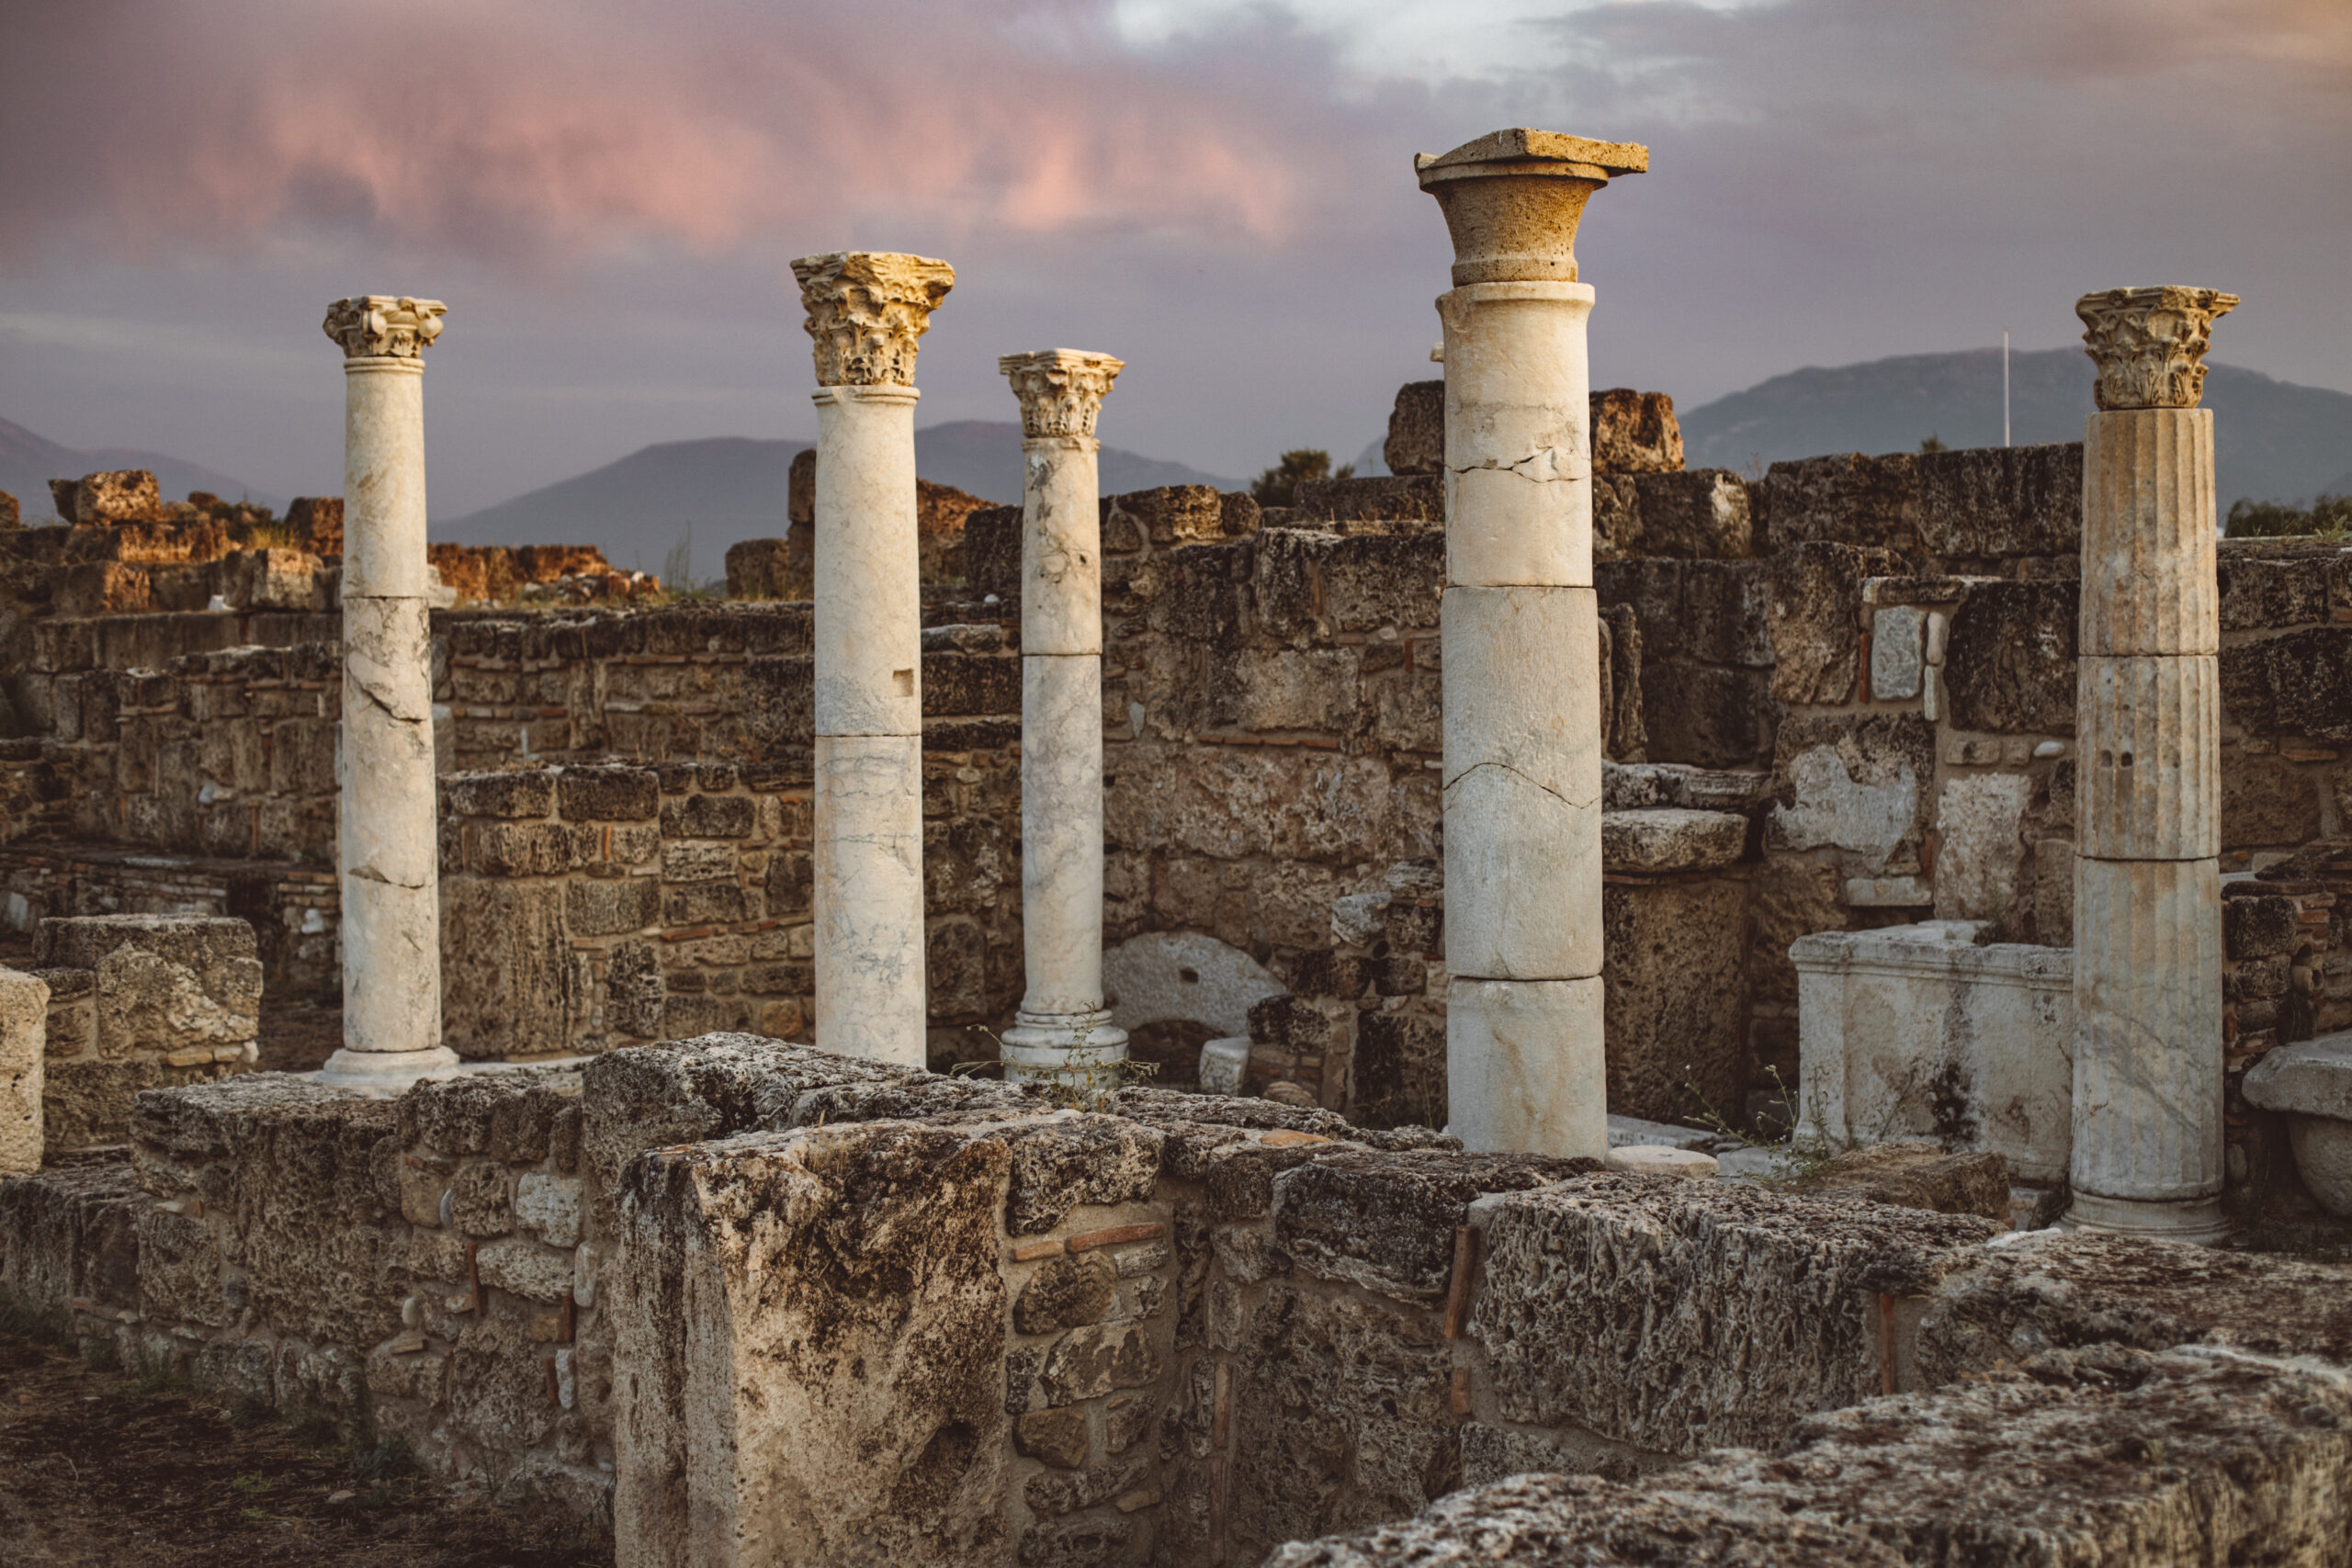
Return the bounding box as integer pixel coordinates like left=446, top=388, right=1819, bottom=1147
left=1418, top=130, right=1645, bottom=1157
left=792, top=252, right=954, bottom=1067
left=2068, top=285, right=2237, bottom=1244
left=319, top=296, right=460, bottom=1090
left=995, top=350, right=1128, bottom=1089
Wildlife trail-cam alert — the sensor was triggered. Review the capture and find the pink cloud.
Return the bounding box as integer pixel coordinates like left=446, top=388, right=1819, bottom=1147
left=0, top=0, right=1340, bottom=265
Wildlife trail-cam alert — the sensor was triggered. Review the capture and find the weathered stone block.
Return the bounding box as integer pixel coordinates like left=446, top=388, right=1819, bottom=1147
left=446, top=769, right=558, bottom=820
left=1601, top=876, right=1749, bottom=1124
left=1770, top=543, right=1890, bottom=705
left=1758, top=452, right=1918, bottom=556
left=613, top=1120, right=1012, bottom=1567
left=1942, top=580, right=2078, bottom=734
left=2220, top=627, right=2352, bottom=741
left=660, top=794, right=757, bottom=839
left=441, top=880, right=586, bottom=1060
left=1014, top=1252, right=1117, bottom=1335
left=1382, top=379, right=1444, bottom=476
left=567, top=875, right=659, bottom=937
left=1012, top=1405, right=1089, bottom=1470
left=1768, top=713, right=1935, bottom=873
left=1274, top=1149, right=1591, bottom=1303
left=1914, top=441, right=2081, bottom=559
left=1474, top=1175, right=1996, bottom=1453
left=1625, top=469, right=1752, bottom=558
left=0, top=969, right=45, bottom=1173
left=1591, top=389, right=1683, bottom=476
left=557, top=764, right=659, bottom=821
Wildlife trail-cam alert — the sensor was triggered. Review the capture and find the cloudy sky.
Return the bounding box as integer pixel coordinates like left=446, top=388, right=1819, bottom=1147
left=2, top=0, right=2346, bottom=514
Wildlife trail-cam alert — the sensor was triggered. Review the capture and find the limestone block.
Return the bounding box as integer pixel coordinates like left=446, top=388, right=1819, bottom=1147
left=1602, top=1145, right=1716, bottom=1179
left=2219, top=626, right=2352, bottom=742
left=812, top=386, right=922, bottom=739
left=1589, top=389, right=1681, bottom=475
left=1442, top=586, right=1602, bottom=979
left=1767, top=713, right=1934, bottom=871
left=514, top=1171, right=582, bottom=1247
left=1931, top=771, right=2033, bottom=922
left=1264, top=1472, right=1902, bottom=1567
left=1871, top=604, right=1925, bottom=699
left=2286, top=1117, right=2352, bottom=1218
left=812, top=733, right=926, bottom=1066
left=440, top=878, right=583, bottom=1059
left=1471, top=1174, right=1996, bottom=1453
left=2080, top=409, right=2219, bottom=657
left=2076, top=654, right=2220, bottom=860
left=724, top=537, right=796, bottom=601
left=1757, top=450, right=1920, bottom=554
left=1768, top=542, right=1883, bottom=705
left=95, top=943, right=265, bottom=1055
left=0, top=969, right=47, bottom=1173
left=1019, top=655, right=1106, bottom=1019
left=1783, top=1140, right=2012, bottom=1221
left=613, top=1121, right=1011, bottom=1568
left=1600, top=877, right=1749, bottom=1125
left=1793, top=920, right=2073, bottom=1183
left=1447, top=976, right=1607, bottom=1157
left=1914, top=440, right=2082, bottom=560
left=2072, top=854, right=2223, bottom=1209
left=2242, top=1032, right=2352, bottom=1216
left=1598, top=807, right=1745, bottom=874
left=1942, top=580, right=2079, bottom=734
left=1438, top=280, right=1595, bottom=589
left=1274, top=1149, right=1592, bottom=1303
left=1383, top=378, right=1444, bottom=476
left=1198, top=1035, right=1249, bottom=1095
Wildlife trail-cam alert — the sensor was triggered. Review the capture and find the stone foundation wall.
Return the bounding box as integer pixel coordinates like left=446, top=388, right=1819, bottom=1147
left=3, top=1036, right=2350, bottom=1564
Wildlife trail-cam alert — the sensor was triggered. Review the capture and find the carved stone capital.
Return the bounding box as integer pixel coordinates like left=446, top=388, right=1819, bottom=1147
left=323, top=296, right=447, bottom=359
left=2076, top=286, right=2237, bottom=411
left=791, top=252, right=955, bottom=387
left=999, top=350, right=1124, bottom=440
left=1415, top=128, right=1647, bottom=288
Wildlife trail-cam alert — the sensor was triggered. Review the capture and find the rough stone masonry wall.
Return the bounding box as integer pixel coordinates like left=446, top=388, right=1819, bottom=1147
left=6, top=1035, right=2352, bottom=1565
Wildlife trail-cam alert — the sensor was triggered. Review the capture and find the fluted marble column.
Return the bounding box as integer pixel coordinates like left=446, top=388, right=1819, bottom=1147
left=2068, top=285, right=2237, bottom=1244
left=996, top=350, right=1128, bottom=1089
left=319, top=296, right=460, bottom=1090
left=793, top=252, right=954, bottom=1066
left=1417, top=129, right=1645, bottom=1156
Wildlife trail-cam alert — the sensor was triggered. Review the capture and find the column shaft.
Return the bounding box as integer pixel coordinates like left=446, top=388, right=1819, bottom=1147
left=994, top=352, right=1126, bottom=1088
left=1439, top=280, right=1605, bottom=1156
left=2071, top=387, right=2228, bottom=1239
left=322, top=327, right=458, bottom=1088
left=811, top=387, right=926, bottom=1067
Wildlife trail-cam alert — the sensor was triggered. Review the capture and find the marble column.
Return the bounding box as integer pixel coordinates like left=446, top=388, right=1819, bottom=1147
left=2068, top=284, right=2237, bottom=1244
left=1417, top=130, right=1645, bottom=1156
left=319, top=296, right=461, bottom=1090
left=995, top=350, right=1128, bottom=1089
left=792, top=252, right=954, bottom=1066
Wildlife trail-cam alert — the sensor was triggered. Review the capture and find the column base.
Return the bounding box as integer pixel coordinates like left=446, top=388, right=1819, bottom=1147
left=1000, top=1011, right=1129, bottom=1089
left=2061, top=1190, right=2233, bottom=1247
left=315, top=1045, right=464, bottom=1097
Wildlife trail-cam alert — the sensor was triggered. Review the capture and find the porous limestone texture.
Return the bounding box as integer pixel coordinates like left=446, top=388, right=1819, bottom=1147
left=1794, top=921, right=2073, bottom=1183
left=0, top=968, right=45, bottom=1174
left=321, top=295, right=458, bottom=1089
left=2069, top=286, right=2231, bottom=1244
left=1421, top=129, right=1643, bottom=1157
left=2243, top=1030, right=2352, bottom=1216
left=795, top=251, right=953, bottom=1067
left=998, top=351, right=1128, bottom=1083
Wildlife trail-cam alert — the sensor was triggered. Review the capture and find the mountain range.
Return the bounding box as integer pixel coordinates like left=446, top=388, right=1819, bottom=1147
left=1675, top=349, right=2352, bottom=507
left=0, top=417, right=282, bottom=519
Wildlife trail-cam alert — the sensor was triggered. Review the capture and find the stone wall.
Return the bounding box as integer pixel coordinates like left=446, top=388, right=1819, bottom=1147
left=6, top=1035, right=2351, bottom=1564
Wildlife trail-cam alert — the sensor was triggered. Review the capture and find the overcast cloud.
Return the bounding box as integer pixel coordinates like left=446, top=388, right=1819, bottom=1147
left=0, top=0, right=2344, bottom=513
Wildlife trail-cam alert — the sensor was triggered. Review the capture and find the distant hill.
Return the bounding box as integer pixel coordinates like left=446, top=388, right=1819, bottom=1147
left=0, top=417, right=281, bottom=520
left=438, top=421, right=1238, bottom=573
left=1678, top=350, right=2352, bottom=508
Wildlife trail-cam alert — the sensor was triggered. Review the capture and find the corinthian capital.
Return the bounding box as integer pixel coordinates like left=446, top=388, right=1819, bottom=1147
left=999, top=349, right=1124, bottom=440
left=790, top=252, right=955, bottom=388
left=323, top=296, right=447, bottom=359
left=2076, top=286, right=2237, bottom=411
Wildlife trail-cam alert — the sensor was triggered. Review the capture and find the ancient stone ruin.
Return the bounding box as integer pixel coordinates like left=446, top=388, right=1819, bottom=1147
left=1, top=128, right=2349, bottom=1564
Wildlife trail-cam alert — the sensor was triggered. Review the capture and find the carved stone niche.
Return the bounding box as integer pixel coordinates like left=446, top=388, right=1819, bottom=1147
left=322, top=296, right=447, bottom=359
left=2075, top=286, right=2237, bottom=412
left=999, top=350, right=1124, bottom=441
left=790, top=251, right=955, bottom=388
left=1413, top=128, right=1648, bottom=287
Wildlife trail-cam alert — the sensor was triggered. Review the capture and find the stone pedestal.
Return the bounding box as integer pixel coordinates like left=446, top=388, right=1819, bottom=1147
left=319, top=296, right=460, bottom=1092
left=1418, top=129, right=1646, bottom=1156
left=794, top=253, right=954, bottom=1067
left=995, top=351, right=1127, bottom=1089
left=2066, top=285, right=2237, bottom=1243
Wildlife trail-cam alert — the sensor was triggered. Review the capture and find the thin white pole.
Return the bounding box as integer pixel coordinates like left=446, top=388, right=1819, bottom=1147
left=2003, top=328, right=2011, bottom=447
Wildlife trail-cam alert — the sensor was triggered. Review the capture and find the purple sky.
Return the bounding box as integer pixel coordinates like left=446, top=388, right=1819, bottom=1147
left=3, top=0, right=2346, bottom=514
